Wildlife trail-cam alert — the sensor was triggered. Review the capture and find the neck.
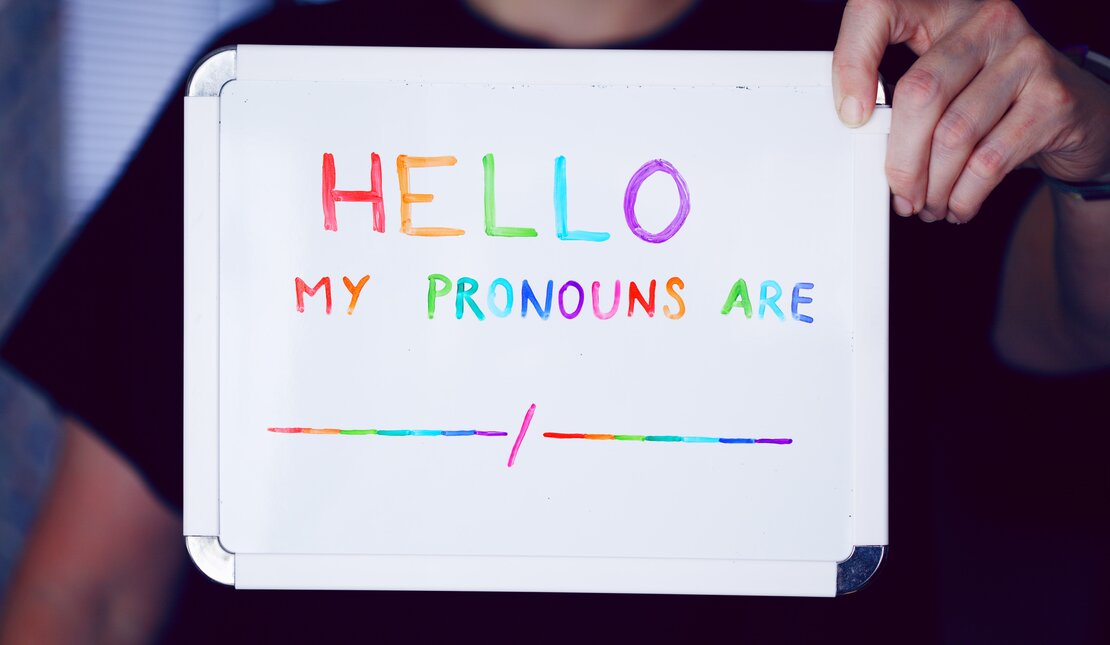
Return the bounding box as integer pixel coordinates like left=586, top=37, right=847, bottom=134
left=466, top=0, right=697, bottom=47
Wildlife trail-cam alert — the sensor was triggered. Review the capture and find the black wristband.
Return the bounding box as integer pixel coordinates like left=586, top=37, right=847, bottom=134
left=1062, top=46, right=1110, bottom=84
left=1044, top=175, right=1110, bottom=201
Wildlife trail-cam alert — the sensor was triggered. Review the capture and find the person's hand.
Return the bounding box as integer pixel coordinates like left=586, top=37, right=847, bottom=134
left=832, top=0, right=1110, bottom=223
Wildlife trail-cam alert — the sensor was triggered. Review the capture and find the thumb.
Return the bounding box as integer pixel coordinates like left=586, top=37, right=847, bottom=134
left=832, top=0, right=900, bottom=127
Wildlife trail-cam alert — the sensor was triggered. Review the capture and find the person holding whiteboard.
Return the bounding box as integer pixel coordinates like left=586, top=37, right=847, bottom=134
left=1, top=0, right=1107, bottom=642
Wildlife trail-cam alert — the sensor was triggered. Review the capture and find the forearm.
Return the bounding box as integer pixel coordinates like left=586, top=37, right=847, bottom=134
left=0, top=574, right=96, bottom=645
left=994, top=184, right=1110, bottom=373
left=0, top=420, right=184, bottom=645
left=1053, top=188, right=1110, bottom=355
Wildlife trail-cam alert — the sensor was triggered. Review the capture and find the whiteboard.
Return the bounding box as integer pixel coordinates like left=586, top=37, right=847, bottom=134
left=184, top=46, right=890, bottom=596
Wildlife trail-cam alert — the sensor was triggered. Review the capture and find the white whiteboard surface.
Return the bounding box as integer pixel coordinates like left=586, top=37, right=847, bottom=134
left=184, top=46, right=889, bottom=596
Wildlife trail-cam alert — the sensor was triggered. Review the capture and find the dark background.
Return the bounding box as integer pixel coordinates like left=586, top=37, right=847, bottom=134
left=1, top=1, right=1106, bottom=642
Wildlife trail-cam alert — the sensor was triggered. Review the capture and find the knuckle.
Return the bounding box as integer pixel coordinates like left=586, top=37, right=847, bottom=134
left=979, top=0, right=1024, bottom=30
left=1040, top=77, right=1077, bottom=113
left=1013, top=34, right=1053, bottom=70
left=969, top=145, right=1007, bottom=182
left=895, top=67, right=944, bottom=108
left=934, top=110, right=978, bottom=153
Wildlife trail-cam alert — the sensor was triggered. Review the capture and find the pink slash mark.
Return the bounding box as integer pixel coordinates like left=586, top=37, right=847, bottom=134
left=507, top=404, right=537, bottom=468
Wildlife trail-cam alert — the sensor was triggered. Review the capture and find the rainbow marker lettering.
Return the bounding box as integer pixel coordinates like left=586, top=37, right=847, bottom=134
left=268, top=428, right=509, bottom=437
left=543, top=432, right=792, bottom=444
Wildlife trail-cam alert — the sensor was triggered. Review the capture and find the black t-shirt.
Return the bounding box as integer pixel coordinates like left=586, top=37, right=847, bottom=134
left=4, top=1, right=1109, bottom=641
left=3, top=0, right=867, bottom=513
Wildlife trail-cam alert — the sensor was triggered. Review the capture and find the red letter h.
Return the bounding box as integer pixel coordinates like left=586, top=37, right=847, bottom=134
left=322, top=152, right=385, bottom=232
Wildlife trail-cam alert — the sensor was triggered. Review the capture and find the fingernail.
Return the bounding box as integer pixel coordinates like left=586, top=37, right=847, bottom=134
left=893, top=195, right=912, bottom=216
left=919, top=210, right=937, bottom=223
left=839, top=96, right=864, bottom=127
left=945, top=212, right=960, bottom=224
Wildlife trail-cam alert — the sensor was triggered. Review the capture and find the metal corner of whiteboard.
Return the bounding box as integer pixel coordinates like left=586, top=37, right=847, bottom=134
left=185, top=535, right=235, bottom=586
left=187, top=46, right=237, bottom=98
left=836, top=545, right=886, bottom=595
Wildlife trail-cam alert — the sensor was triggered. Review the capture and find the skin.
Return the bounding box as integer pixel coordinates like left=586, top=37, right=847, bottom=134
left=3, top=1, right=1108, bottom=642
left=0, top=420, right=182, bottom=645
left=831, top=0, right=1110, bottom=371
left=467, top=0, right=696, bottom=47
left=993, top=185, right=1110, bottom=372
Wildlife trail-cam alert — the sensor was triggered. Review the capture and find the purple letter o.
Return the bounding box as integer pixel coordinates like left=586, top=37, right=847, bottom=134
left=623, top=159, right=691, bottom=244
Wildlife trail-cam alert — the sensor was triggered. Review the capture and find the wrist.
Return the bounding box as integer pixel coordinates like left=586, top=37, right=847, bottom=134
left=1050, top=46, right=1110, bottom=197
left=1048, top=180, right=1110, bottom=232
left=1062, top=46, right=1110, bottom=84
left=1044, top=174, right=1110, bottom=202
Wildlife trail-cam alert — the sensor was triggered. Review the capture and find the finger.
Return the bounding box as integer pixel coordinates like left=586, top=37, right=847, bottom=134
left=922, top=52, right=1028, bottom=222
left=832, top=0, right=899, bottom=127
left=887, top=33, right=989, bottom=218
left=948, top=98, right=1056, bottom=222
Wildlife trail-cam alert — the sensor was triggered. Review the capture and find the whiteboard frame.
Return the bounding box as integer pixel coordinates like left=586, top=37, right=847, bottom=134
left=184, top=45, right=889, bottom=596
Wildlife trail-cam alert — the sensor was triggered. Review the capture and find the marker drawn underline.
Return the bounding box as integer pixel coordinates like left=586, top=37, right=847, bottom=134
left=269, top=428, right=791, bottom=444
left=543, top=433, right=793, bottom=444
left=268, top=428, right=508, bottom=437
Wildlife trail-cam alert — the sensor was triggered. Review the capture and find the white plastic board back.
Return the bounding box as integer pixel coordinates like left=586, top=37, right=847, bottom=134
left=184, top=46, right=890, bottom=596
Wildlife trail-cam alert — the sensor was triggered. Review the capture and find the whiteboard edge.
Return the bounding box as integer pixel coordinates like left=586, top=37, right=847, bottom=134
left=850, top=110, right=891, bottom=548
left=209, top=47, right=892, bottom=589
left=236, top=45, right=840, bottom=87
left=229, top=45, right=888, bottom=108
left=184, top=96, right=220, bottom=535
left=234, top=554, right=835, bottom=597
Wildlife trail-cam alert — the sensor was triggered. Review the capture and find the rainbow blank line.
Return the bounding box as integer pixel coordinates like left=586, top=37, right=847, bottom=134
left=268, top=428, right=508, bottom=437
left=543, top=432, right=792, bottom=444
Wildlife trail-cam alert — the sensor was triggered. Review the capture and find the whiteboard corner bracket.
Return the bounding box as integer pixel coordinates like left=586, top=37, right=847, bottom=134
left=187, top=46, right=238, bottom=98
left=185, top=535, right=235, bottom=586
left=836, top=545, right=885, bottom=595
left=876, top=74, right=888, bottom=106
